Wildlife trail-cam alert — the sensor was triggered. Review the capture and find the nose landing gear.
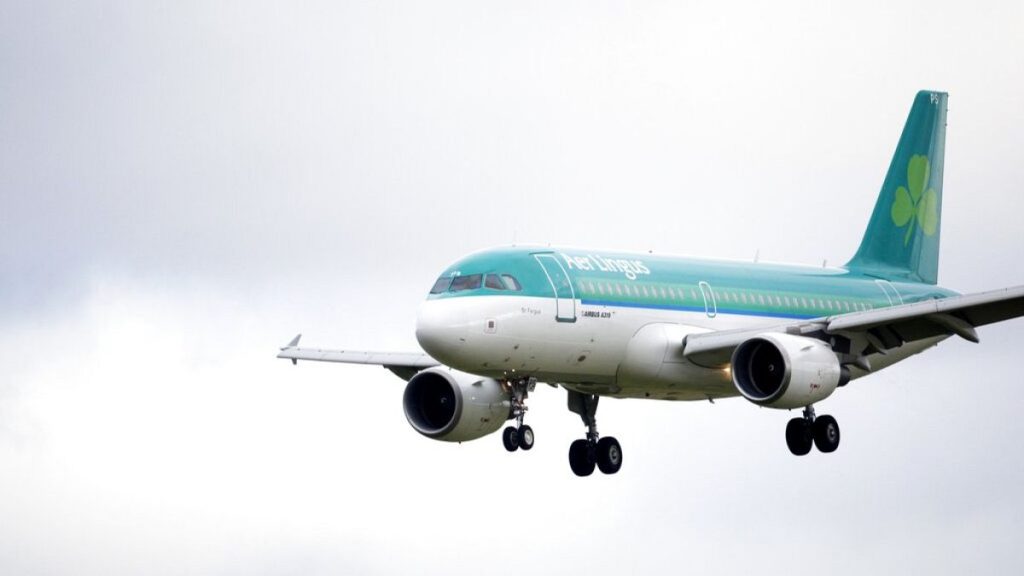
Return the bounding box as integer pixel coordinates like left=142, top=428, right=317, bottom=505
left=502, top=378, right=536, bottom=452
left=567, top=390, right=622, bottom=476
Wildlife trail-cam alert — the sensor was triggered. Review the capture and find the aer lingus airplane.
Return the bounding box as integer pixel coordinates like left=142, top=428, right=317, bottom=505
left=279, top=90, right=1024, bottom=476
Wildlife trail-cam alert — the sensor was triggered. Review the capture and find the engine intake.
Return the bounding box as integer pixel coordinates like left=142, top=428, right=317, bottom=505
left=731, top=333, right=847, bottom=409
left=403, top=367, right=512, bottom=442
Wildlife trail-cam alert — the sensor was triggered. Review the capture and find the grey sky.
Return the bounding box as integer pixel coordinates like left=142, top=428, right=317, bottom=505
left=2, top=1, right=1024, bottom=574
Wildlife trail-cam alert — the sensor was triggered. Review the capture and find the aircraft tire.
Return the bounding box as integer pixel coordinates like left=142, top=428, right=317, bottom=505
left=786, top=418, right=813, bottom=456
left=596, top=436, right=622, bottom=474
left=518, top=425, right=535, bottom=451
left=569, top=439, right=595, bottom=477
left=813, top=415, right=840, bottom=453
left=502, top=426, right=519, bottom=452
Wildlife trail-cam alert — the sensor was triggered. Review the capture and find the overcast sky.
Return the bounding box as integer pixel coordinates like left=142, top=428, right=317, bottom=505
left=3, top=1, right=1024, bottom=574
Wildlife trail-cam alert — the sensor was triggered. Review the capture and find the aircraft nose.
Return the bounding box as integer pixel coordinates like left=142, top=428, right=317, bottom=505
left=415, top=299, right=468, bottom=364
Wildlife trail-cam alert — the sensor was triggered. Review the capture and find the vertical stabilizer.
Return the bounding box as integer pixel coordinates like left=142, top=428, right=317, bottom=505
left=846, top=91, right=947, bottom=284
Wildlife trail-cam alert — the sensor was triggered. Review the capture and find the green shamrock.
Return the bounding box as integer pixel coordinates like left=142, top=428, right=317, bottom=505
left=890, top=154, right=939, bottom=245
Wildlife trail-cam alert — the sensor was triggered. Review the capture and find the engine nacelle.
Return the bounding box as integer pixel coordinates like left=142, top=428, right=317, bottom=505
left=731, top=333, right=847, bottom=409
left=403, top=367, right=512, bottom=442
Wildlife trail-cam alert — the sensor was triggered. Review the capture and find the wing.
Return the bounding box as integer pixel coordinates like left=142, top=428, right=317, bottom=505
left=277, top=334, right=440, bottom=381
left=683, top=285, right=1024, bottom=368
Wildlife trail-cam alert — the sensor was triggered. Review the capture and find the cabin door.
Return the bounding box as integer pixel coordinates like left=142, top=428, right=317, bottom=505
left=534, top=254, right=577, bottom=323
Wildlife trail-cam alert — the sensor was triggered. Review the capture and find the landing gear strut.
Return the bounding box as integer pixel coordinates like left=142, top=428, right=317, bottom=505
left=786, top=405, right=840, bottom=456
left=502, top=378, right=536, bottom=452
left=567, top=390, right=622, bottom=476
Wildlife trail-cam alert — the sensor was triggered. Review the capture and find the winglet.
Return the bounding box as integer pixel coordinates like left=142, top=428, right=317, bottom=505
left=283, top=333, right=302, bottom=350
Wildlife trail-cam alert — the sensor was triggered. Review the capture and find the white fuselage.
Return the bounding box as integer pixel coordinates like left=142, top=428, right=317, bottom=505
left=415, top=294, right=944, bottom=401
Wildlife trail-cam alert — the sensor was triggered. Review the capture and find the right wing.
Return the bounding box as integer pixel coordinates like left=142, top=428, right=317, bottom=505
left=683, top=285, right=1024, bottom=369
left=277, top=334, right=440, bottom=381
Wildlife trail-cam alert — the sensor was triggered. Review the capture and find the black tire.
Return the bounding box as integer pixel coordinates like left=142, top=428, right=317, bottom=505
left=785, top=418, right=813, bottom=456
left=596, top=436, right=623, bottom=474
left=569, top=439, right=595, bottom=477
left=813, top=415, right=840, bottom=453
left=518, top=425, right=535, bottom=451
left=502, top=426, right=519, bottom=452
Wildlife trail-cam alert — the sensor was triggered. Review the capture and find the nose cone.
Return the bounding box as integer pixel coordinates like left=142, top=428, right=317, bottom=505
left=416, top=299, right=468, bottom=366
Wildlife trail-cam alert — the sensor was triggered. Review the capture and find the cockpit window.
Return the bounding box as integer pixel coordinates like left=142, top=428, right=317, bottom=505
left=450, top=274, right=482, bottom=292
left=501, top=274, right=522, bottom=291
left=485, top=274, right=505, bottom=290
left=429, top=276, right=452, bottom=294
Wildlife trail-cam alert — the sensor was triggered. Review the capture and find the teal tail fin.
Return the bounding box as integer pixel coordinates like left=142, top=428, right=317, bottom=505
left=846, top=90, right=947, bottom=285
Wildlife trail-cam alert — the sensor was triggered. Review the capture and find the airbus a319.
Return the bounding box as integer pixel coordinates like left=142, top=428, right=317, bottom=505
left=279, top=91, right=1024, bottom=476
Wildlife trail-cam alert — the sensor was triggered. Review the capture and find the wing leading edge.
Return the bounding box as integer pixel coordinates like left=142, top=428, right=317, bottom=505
left=277, top=334, right=439, bottom=381
left=683, top=285, right=1024, bottom=369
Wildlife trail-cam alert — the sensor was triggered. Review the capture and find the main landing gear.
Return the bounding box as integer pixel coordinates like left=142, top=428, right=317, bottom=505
left=567, top=390, right=622, bottom=476
left=502, top=378, right=536, bottom=452
left=785, top=405, right=840, bottom=456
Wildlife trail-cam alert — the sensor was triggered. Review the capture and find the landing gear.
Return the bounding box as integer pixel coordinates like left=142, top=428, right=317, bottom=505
left=786, top=405, right=840, bottom=455
left=566, top=390, right=622, bottom=476
left=502, top=378, right=536, bottom=453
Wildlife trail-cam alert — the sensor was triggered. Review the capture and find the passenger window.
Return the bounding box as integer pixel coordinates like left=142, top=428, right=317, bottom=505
left=485, top=274, right=505, bottom=290
left=500, top=274, right=522, bottom=291
left=429, top=276, right=452, bottom=294
left=451, top=274, right=482, bottom=291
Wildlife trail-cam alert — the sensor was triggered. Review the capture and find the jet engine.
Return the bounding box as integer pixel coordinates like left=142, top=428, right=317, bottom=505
left=731, top=333, right=848, bottom=409
left=403, top=367, right=512, bottom=442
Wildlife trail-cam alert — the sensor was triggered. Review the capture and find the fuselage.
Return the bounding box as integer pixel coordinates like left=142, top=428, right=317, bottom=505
left=415, top=246, right=956, bottom=401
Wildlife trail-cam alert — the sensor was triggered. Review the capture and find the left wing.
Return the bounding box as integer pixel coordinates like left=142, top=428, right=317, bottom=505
left=683, top=285, right=1024, bottom=368
left=277, top=334, right=439, bottom=381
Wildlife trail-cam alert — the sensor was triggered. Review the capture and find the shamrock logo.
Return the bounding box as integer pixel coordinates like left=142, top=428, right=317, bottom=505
left=890, top=154, right=939, bottom=245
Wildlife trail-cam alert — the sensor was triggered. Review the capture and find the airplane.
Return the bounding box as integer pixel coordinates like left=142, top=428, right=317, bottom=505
left=279, top=90, right=1024, bottom=476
